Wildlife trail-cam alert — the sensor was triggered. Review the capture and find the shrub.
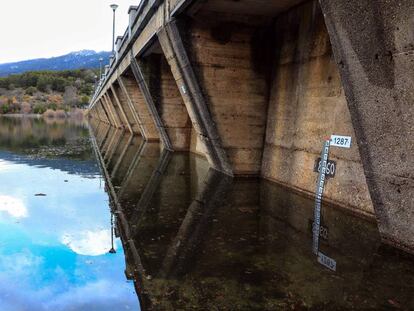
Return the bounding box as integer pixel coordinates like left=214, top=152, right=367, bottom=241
left=80, top=95, right=90, bottom=106
left=33, top=103, right=47, bottom=114
left=25, top=86, right=37, bottom=95
left=1, top=104, right=10, bottom=114
left=47, top=102, right=58, bottom=111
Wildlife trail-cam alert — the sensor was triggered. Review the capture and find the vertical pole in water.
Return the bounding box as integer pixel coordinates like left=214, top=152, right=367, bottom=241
left=313, top=140, right=330, bottom=255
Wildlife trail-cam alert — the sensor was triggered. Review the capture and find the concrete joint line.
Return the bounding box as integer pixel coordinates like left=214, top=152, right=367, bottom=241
left=130, top=52, right=173, bottom=151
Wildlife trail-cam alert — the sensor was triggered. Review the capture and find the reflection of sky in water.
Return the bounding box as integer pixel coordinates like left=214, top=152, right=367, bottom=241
left=0, top=159, right=140, bottom=311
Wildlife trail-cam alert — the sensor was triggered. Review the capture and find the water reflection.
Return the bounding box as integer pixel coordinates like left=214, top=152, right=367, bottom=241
left=90, top=119, right=414, bottom=311
left=0, top=117, right=139, bottom=311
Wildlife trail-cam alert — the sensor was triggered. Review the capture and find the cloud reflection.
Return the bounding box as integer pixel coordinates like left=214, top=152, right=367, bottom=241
left=0, top=159, right=12, bottom=172
left=0, top=195, right=28, bottom=218
left=61, top=230, right=116, bottom=256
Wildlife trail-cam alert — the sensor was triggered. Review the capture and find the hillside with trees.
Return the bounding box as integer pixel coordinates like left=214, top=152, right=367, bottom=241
left=0, top=50, right=110, bottom=77
left=0, top=69, right=98, bottom=116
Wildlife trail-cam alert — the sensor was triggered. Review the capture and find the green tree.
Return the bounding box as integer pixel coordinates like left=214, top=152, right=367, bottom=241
left=51, top=77, right=67, bottom=92
left=36, top=76, right=52, bottom=92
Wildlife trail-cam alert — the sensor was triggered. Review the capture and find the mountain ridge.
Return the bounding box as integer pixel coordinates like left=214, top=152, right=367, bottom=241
left=0, top=50, right=111, bottom=77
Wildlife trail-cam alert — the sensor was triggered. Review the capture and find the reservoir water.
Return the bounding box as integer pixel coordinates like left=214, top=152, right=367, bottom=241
left=0, top=116, right=413, bottom=310
left=0, top=117, right=139, bottom=311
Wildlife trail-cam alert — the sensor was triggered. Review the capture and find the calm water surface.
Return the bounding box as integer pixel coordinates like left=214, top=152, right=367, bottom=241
left=0, top=117, right=139, bottom=311
left=1, top=116, right=414, bottom=311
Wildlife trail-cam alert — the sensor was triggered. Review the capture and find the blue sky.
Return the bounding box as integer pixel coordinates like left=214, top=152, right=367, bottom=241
left=0, top=159, right=140, bottom=310
left=0, top=0, right=140, bottom=64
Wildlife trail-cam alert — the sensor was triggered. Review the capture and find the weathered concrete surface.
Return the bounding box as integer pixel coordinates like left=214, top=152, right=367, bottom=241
left=141, top=54, right=193, bottom=151
left=97, top=101, right=110, bottom=124
left=114, top=77, right=146, bottom=135
left=158, top=22, right=233, bottom=175
left=109, top=85, right=134, bottom=134
left=112, top=81, right=141, bottom=134
left=103, top=93, right=122, bottom=129
left=99, top=98, right=116, bottom=127
left=200, top=0, right=306, bottom=16
left=158, top=55, right=192, bottom=151
left=119, top=72, right=160, bottom=141
left=320, top=0, right=414, bottom=252
left=130, top=56, right=173, bottom=150
left=117, top=77, right=148, bottom=136
left=107, top=89, right=129, bottom=131
left=261, top=1, right=374, bottom=216
left=94, top=102, right=105, bottom=123
left=166, top=15, right=270, bottom=175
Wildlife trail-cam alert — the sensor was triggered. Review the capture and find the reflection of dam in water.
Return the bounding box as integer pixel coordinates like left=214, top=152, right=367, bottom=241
left=89, top=119, right=414, bottom=310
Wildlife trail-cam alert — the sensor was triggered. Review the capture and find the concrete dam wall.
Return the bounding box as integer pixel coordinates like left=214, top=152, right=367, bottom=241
left=88, top=0, right=413, bottom=254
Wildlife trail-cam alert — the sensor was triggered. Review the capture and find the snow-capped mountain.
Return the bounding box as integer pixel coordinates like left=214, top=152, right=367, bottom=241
left=0, top=50, right=111, bottom=77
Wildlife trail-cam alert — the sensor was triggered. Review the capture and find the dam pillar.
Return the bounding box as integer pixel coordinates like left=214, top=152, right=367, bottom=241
left=118, top=74, right=159, bottom=141
left=320, top=0, right=414, bottom=252
left=113, top=79, right=143, bottom=135
left=140, top=53, right=192, bottom=151
left=158, top=16, right=270, bottom=176
left=109, top=85, right=134, bottom=134
left=100, top=98, right=115, bottom=126
left=103, top=93, right=122, bottom=129
left=107, top=89, right=128, bottom=131
left=100, top=99, right=113, bottom=125
left=158, top=21, right=233, bottom=175
left=130, top=56, right=173, bottom=151
left=92, top=103, right=101, bottom=122
left=97, top=101, right=109, bottom=124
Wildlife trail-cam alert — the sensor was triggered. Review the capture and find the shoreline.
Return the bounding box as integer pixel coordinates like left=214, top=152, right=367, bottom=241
left=0, top=114, right=42, bottom=118
left=0, top=110, right=86, bottom=119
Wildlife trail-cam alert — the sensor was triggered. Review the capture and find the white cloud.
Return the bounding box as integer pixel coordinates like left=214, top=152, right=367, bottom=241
left=61, top=229, right=116, bottom=256
left=0, top=195, right=28, bottom=218
left=0, top=160, right=12, bottom=172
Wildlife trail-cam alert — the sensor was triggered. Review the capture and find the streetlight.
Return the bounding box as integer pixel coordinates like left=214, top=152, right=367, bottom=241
left=110, top=4, right=119, bottom=57
left=109, top=209, right=116, bottom=254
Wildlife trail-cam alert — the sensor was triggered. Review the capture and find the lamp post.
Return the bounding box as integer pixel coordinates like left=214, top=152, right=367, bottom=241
left=109, top=212, right=116, bottom=254
left=110, top=4, right=119, bottom=57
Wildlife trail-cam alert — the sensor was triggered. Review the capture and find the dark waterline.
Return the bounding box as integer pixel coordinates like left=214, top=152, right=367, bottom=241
left=1, top=116, right=414, bottom=310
